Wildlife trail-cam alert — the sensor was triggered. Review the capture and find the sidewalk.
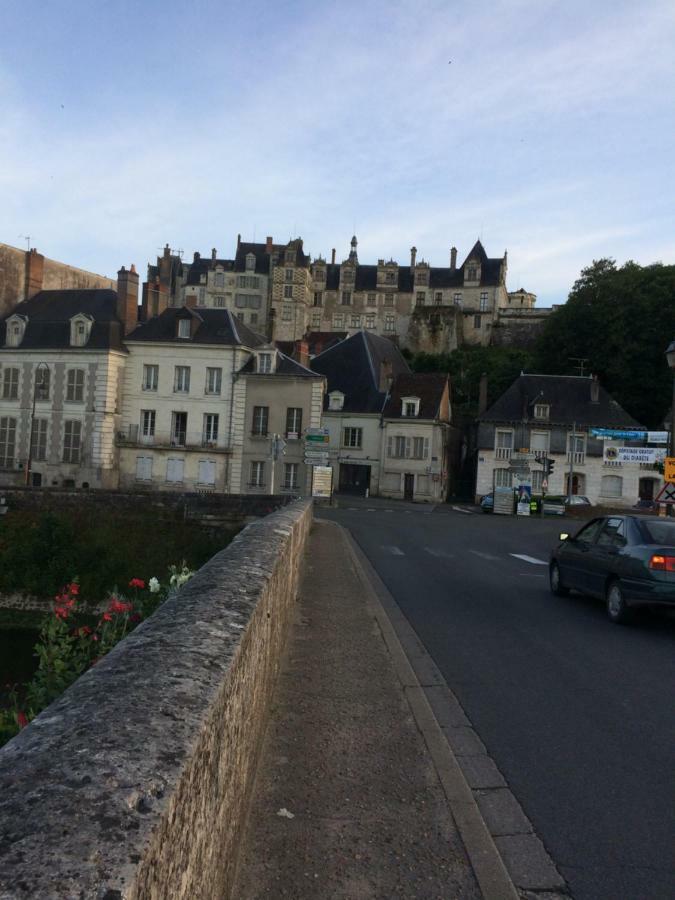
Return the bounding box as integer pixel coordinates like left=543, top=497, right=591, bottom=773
left=232, top=520, right=509, bottom=899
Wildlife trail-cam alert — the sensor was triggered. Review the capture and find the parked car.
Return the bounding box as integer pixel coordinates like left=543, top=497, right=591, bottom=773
left=564, top=495, right=592, bottom=506
left=549, top=515, right=675, bottom=624
left=633, top=499, right=658, bottom=512
left=480, top=493, right=494, bottom=513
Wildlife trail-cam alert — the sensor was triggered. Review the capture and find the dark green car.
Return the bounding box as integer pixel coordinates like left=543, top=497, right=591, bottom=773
left=549, top=516, right=675, bottom=624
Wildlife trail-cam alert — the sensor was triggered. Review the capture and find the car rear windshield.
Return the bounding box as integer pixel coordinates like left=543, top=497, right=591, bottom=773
left=642, top=521, right=675, bottom=546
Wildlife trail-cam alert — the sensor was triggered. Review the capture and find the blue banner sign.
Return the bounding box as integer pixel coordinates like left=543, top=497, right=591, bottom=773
left=591, top=428, right=647, bottom=440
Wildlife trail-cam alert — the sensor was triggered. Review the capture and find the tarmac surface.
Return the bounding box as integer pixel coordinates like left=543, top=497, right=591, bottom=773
left=233, top=519, right=520, bottom=899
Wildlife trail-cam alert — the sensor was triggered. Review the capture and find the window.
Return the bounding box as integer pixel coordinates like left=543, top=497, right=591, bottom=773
left=385, top=271, right=396, bottom=283
left=258, top=353, right=272, bottom=373
left=2, top=368, right=19, bottom=400
left=479, top=292, right=489, bottom=312
left=250, top=460, right=265, bottom=487
left=534, top=404, right=549, bottom=420
left=453, top=292, right=462, bottom=306
left=314, top=268, right=325, bottom=282
left=171, top=411, right=187, bottom=446
left=412, top=437, right=428, bottom=459
left=286, top=407, right=302, bottom=437
left=141, top=409, right=156, bottom=439
left=235, top=294, right=248, bottom=308
left=341, top=290, right=352, bottom=305
left=601, top=475, right=623, bottom=498
left=30, top=419, right=47, bottom=461
left=367, top=293, right=377, bottom=306
left=238, top=275, right=259, bottom=288
left=494, top=468, right=512, bottom=487
left=142, top=365, right=158, bottom=391
left=388, top=436, right=429, bottom=458
left=311, top=313, right=322, bottom=329
left=284, top=284, right=293, bottom=299
left=384, top=315, right=395, bottom=332
left=416, top=292, right=426, bottom=306
left=177, top=318, right=190, bottom=339
left=328, top=391, right=344, bottom=411
left=384, top=292, right=394, bottom=307
left=135, top=456, right=152, bottom=481
left=574, top=519, right=604, bottom=544
left=252, top=405, right=269, bottom=436
left=531, top=470, right=543, bottom=492
left=285, top=268, right=294, bottom=282
left=198, top=286, right=206, bottom=304
left=597, top=518, right=626, bottom=548
left=474, top=315, right=481, bottom=328
left=282, top=303, right=292, bottom=320
left=342, top=269, right=354, bottom=283
left=416, top=272, right=427, bottom=285
left=71, top=319, right=88, bottom=346
left=66, top=369, right=85, bottom=402
left=174, top=366, right=190, bottom=393
left=206, top=367, right=222, bottom=394
left=248, top=295, right=262, bottom=309
left=213, top=295, right=226, bottom=307
left=568, top=433, right=586, bottom=463
left=283, top=462, right=299, bottom=490
left=203, top=413, right=219, bottom=445
left=435, top=292, right=443, bottom=305
left=313, top=291, right=323, bottom=307
left=0, top=417, right=17, bottom=467
left=249, top=313, right=258, bottom=325
left=402, top=398, right=420, bottom=417
left=333, top=314, right=344, bottom=329
left=197, top=459, right=216, bottom=485
left=214, top=272, right=225, bottom=288
left=5, top=319, right=24, bottom=347
left=350, top=314, right=361, bottom=328
left=365, top=314, right=375, bottom=329
left=245, top=254, right=256, bottom=272
left=530, top=431, right=549, bottom=454
left=343, top=427, right=362, bottom=448
left=495, top=430, right=513, bottom=460
left=63, top=420, right=82, bottom=464
left=35, top=367, right=50, bottom=400
left=166, top=458, right=184, bottom=483
left=467, top=266, right=477, bottom=280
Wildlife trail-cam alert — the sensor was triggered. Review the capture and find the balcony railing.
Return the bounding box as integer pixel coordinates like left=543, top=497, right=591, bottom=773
left=567, top=451, right=585, bottom=465
left=116, top=430, right=230, bottom=452
left=495, top=447, right=512, bottom=460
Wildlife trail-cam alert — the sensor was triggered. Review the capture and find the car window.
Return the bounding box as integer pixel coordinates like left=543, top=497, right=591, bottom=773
left=642, top=521, right=675, bottom=546
left=597, top=518, right=626, bottom=548
left=573, top=518, right=604, bottom=544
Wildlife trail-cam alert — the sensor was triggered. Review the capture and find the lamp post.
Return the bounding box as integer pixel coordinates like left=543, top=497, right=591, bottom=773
left=24, top=362, right=49, bottom=487
left=666, top=340, right=675, bottom=458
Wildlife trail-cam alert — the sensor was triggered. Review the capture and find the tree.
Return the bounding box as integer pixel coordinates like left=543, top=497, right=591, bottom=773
left=534, top=259, right=675, bottom=427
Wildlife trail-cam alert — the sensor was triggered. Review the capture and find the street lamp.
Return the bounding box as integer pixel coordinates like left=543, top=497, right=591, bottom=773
left=24, top=362, right=50, bottom=487
left=666, top=340, right=675, bottom=458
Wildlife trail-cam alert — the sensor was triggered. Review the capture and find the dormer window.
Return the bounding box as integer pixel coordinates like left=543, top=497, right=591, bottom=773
left=69, top=314, right=92, bottom=347
left=245, top=253, right=256, bottom=272
left=5, top=315, right=27, bottom=347
left=534, top=403, right=549, bottom=420
left=402, top=396, right=420, bottom=417
left=467, top=266, right=477, bottom=280
left=257, top=352, right=274, bottom=374
left=328, top=391, right=344, bottom=411
left=177, top=319, right=191, bottom=339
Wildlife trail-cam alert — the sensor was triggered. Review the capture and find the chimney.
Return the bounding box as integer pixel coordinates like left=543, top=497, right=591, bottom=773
left=331, top=248, right=336, bottom=265
left=193, top=251, right=200, bottom=263
left=379, top=358, right=393, bottom=393
left=293, top=339, right=309, bottom=368
left=116, top=264, right=140, bottom=335
left=163, top=243, right=171, bottom=259
left=141, top=276, right=169, bottom=320
left=211, top=247, right=217, bottom=260
left=265, top=235, right=274, bottom=254
left=590, top=374, right=600, bottom=403
left=237, top=233, right=241, bottom=248
left=410, top=246, right=417, bottom=270
left=25, top=248, right=45, bottom=300
left=450, top=247, right=457, bottom=270
left=478, top=372, right=488, bottom=415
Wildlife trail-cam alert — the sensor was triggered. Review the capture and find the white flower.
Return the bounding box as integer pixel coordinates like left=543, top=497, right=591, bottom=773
left=149, top=577, right=161, bottom=594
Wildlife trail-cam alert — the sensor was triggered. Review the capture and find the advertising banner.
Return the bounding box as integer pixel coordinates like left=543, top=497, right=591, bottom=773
left=603, top=446, right=666, bottom=464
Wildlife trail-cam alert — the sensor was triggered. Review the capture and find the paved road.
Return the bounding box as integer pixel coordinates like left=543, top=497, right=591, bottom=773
left=318, top=503, right=675, bottom=900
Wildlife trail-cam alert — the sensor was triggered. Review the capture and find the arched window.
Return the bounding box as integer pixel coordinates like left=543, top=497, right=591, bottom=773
left=601, top=475, right=623, bottom=498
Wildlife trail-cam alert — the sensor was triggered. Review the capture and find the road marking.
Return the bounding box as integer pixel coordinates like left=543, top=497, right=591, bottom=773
left=383, top=545, right=404, bottom=556
left=510, top=553, right=548, bottom=566
left=452, top=505, right=473, bottom=514
left=424, top=547, right=455, bottom=559
left=468, top=550, right=501, bottom=561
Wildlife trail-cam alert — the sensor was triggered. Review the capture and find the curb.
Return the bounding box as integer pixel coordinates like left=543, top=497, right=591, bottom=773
left=328, top=520, right=570, bottom=900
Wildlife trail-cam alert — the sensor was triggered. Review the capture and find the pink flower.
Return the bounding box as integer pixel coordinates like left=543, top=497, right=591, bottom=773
left=17, top=711, right=28, bottom=729
left=128, top=578, right=145, bottom=589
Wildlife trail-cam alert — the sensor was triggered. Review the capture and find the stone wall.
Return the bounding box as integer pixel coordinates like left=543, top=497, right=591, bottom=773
left=0, top=499, right=313, bottom=899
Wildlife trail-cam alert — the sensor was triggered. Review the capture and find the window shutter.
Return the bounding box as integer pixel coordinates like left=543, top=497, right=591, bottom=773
left=423, top=437, right=429, bottom=459
left=405, top=437, right=412, bottom=458
left=387, top=436, right=393, bottom=458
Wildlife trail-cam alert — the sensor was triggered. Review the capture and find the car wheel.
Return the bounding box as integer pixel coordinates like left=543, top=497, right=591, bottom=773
left=606, top=580, right=634, bottom=625
left=549, top=562, right=569, bottom=597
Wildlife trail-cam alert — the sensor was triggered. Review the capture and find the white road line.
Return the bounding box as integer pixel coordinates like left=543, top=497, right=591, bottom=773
left=510, top=553, right=548, bottom=566
left=452, top=506, right=473, bottom=514
left=468, top=550, right=501, bottom=561
left=383, top=546, right=404, bottom=556
left=424, top=547, right=455, bottom=559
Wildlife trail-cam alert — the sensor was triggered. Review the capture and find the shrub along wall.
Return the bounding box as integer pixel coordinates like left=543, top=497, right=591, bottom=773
left=0, top=499, right=313, bottom=899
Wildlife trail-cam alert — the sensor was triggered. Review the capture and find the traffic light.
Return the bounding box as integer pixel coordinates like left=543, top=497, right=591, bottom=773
left=546, top=458, right=555, bottom=476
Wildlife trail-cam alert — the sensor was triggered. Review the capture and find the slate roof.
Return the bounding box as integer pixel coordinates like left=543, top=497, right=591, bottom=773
left=0, top=289, right=125, bottom=351
left=125, top=306, right=265, bottom=348
left=382, top=373, right=449, bottom=420
left=479, top=374, right=642, bottom=428
left=238, top=350, right=322, bottom=378
left=310, top=330, right=410, bottom=414
left=185, top=257, right=235, bottom=286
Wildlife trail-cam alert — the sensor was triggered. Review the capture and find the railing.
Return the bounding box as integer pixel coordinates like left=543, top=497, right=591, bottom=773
left=495, top=447, right=512, bottom=460
left=116, top=431, right=230, bottom=452
left=567, top=451, right=585, bottom=465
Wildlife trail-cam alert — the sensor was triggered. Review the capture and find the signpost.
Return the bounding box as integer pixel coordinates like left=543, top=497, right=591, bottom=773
left=311, top=466, right=333, bottom=499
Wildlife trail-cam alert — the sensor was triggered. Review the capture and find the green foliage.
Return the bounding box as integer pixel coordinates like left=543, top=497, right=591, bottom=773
left=534, top=259, right=675, bottom=427
left=407, top=346, right=536, bottom=413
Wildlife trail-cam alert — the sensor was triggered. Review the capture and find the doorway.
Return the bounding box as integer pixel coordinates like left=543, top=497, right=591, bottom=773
left=404, top=473, right=415, bottom=501
left=338, top=463, right=371, bottom=496
left=639, top=477, right=657, bottom=501
left=565, top=473, right=585, bottom=495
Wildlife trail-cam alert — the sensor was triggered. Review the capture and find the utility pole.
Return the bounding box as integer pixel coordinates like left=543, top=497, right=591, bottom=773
left=567, top=421, right=576, bottom=503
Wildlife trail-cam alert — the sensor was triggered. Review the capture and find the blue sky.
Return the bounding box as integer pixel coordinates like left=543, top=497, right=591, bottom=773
left=1, top=0, right=674, bottom=305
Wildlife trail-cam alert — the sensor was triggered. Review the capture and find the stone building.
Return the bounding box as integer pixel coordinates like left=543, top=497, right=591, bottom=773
left=0, top=242, right=116, bottom=318
left=0, top=266, right=138, bottom=489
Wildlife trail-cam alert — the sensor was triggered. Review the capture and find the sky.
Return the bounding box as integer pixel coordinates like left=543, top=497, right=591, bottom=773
left=1, top=0, right=674, bottom=306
